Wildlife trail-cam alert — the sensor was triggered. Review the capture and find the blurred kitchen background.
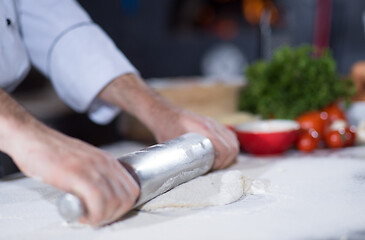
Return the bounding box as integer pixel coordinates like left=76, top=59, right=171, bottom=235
left=9, top=0, right=365, bottom=147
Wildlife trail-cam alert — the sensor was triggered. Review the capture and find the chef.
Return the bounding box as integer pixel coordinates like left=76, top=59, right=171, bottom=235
left=0, top=0, right=238, bottom=226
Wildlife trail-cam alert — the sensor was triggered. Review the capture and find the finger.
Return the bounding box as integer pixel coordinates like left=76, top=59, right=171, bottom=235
left=114, top=166, right=140, bottom=205
left=207, top=120, right=238, bottom=169
left=217, top=126, right=239, bottom=167
left=104, top=153, right=140, bottom=200
left=202, top=119, right=229, bottom=169
left=212, top=119, right=239, bottom=153
left=91, top=153, right=136, bottom=225
left=211, top=118, right=238, bottom=149
left=89, top=161, right=126, bottom=225
left=70, top=168, right=114, bottom=226
left=210, top=133, right=231, bottom=170
left=99, top=171, right=126, bottom=224
left=213, top=127, right=236, bottom=169
left=225, top=126, right=240, bottom=149
left=105, top=160, right=139, bottom=222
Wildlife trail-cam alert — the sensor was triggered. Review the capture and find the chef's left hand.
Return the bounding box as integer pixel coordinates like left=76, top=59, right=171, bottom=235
left=98, top=74, right=239, bottom=169
left=152, top=110, right=239, bottom=170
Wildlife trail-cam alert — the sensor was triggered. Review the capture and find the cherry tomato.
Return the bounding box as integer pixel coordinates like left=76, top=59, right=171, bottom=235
left=296, top=111, right=328, bottom=138
left=323, top=103, right=346, bottom=123
left=325, top=120, right=356, bottom=148
left=325, top=129, right=346, bottom=148
left=344, top=126, right=356, bottom=147
left=297, top=130, right=320, bottom=152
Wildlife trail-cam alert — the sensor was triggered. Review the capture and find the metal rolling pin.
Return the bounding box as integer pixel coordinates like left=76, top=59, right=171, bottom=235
left=57, top=133, right=215, bottom=222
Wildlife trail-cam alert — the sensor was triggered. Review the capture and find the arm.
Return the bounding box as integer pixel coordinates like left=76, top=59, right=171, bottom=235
left=0, top=89, right=139, bottom=226
left=98, top=74, right=239, bottom=169
left=16, top=0, right=138, bottom=124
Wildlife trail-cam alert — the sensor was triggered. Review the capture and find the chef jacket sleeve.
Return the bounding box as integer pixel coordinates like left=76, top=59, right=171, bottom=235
left=15, top=0, right=138, bottom=124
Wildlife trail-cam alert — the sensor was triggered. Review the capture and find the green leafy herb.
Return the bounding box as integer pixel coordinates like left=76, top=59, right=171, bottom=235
left=239, top=45, right=356, bottom=119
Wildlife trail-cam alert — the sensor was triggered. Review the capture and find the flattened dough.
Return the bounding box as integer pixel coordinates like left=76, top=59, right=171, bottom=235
left=141, top=170, right=245, bottom=211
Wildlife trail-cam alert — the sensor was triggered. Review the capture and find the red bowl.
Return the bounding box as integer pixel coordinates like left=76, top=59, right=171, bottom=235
left=234, top=120, right=300, bottom=155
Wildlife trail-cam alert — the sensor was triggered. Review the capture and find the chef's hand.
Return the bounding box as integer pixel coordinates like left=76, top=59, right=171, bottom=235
left=20, top=128, right=139, bottom=226
left=13, top=127, right=140, bottom=226
left=153, top=110, right=239, bottom=169
left=0, top=89, right=139, bottom=227
left=98, top=74, right=239, bottom=170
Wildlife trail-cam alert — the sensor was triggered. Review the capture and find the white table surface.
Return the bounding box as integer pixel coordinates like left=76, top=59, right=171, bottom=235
left=1, top=142, right=365, bottom=240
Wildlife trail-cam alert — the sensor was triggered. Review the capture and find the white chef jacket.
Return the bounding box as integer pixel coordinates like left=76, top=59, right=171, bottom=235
left=0, top=0, right=138, bottom=124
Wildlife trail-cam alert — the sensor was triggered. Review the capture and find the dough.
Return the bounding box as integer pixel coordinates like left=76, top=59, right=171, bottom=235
left=140, top=170, right=245, bottom=211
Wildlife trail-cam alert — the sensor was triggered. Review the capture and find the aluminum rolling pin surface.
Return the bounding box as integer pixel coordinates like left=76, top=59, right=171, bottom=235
left=57, top=133, right=215, bottom=222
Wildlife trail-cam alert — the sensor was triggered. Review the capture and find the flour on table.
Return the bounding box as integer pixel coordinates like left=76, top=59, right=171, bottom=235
left=140, top=170, right=245, bottom=211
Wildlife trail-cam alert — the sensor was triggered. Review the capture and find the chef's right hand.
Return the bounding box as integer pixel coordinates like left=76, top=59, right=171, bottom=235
left=5, top=122, right=140, bottom=227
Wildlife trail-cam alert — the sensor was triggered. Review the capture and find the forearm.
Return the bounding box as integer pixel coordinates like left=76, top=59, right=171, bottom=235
left=0, top=89, right=44, bottom=158
left=98, top=74, right=180, bottom=133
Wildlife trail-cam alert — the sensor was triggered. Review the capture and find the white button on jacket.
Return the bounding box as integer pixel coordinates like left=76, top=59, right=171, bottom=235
left=0, top=0, right=138, bottom=124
